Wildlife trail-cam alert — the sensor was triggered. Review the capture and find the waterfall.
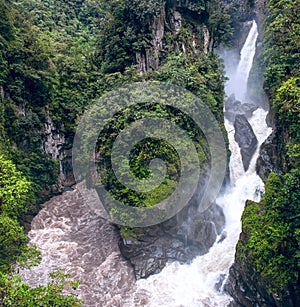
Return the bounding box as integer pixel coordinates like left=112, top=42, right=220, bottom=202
left=129, top=20, right=272, bottom=307
left=235, top=21, right=258, bottom=101
left=226, top=21, right=259, bottom=102
left=19, top=20, right=272, bottom=307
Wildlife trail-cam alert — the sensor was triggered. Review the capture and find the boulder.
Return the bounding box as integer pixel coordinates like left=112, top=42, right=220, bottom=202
left=256, top=131, right=283, bottom=180
left=234, top=115, right=258, bottom=171
left=225, top=94, right=258, bottom=122
left=118, top=201, right=225, bottom=279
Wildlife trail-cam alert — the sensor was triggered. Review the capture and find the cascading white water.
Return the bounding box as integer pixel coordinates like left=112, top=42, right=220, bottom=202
left=130, top=20, right=272, bottom=307
left=226, top=21, right=258, bottom=102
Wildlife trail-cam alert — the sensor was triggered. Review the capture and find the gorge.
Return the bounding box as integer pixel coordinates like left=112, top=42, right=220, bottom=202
left=0, top=0, right=299, bottom=306
left=20, top=18, right=272, bottom=307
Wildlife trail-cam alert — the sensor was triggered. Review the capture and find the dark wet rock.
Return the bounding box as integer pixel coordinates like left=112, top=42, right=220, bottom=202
left=256, top=131, right=283, bottom=180
left=218, top=231, right=227, bottom=243
left=225, top=94, right=258, bottom=122
left=62, top=186, right=74, bottom=193
left=60, top=154, right=75, bottom=186
left=189, top=219, right=217, bottom=249
left=224, top=227, right=296, bottom=307
left=119, top=201, right=225, bottom=279
left=225, top=259, right=278, bottom=307
left=120, top=232, right=201, bottom=279
left=234, top=115, right=258, bottom=171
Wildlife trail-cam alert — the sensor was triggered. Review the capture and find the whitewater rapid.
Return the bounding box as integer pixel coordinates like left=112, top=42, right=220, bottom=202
left=129, top=20, right=272, bottom=307
left=129, top=108, right=272, bottom=307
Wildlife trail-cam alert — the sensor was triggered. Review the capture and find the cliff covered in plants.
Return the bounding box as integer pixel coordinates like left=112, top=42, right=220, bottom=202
left=0, top=0, right=241, bottom=303
left=226, top=0, right=300, bottom=305
left=0, top=0, right=239, bottom=199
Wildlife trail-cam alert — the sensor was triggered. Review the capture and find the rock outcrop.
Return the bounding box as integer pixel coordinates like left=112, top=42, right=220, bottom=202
left=256, top=131, right=283, bottom=180
left=119, top=200, right=225, bottom=279
left=225, top=242, right=279, bottom=307
left=224, top=203, right=295, bottom=307
left=234, top=114, right=258, bottom=171
left=44, top=111, right=75, bottom=187
left=135, top=0, right=209, bottom=74
left=224, top=94, right=258, bottom=122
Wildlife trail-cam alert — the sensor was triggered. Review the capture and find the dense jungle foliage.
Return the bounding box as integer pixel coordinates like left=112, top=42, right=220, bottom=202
left=0, top=0, right=232, bottom=200
left=239, top=0, right=300, bottom=304
left=0, top=0, right=235, bottom=213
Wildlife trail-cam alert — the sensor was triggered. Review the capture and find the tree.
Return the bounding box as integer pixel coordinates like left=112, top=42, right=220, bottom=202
left=0, top=155, right=33, bottom=219
left=207, top=0, right=233, bottom=51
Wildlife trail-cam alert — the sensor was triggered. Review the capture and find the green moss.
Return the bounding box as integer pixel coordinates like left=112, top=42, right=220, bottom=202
left=119, top=226, right=144, bottom=239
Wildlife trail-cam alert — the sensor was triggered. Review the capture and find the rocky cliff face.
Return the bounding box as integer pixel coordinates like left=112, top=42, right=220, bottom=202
left=43, top=111, right=75, bottom=187
left=225, top=229, right=285, bottom=307
left=119, top=199, right=225, bottom=279
left=135, top=0, right=210, bottom=74
left=256, top=131, right=283, bottom=180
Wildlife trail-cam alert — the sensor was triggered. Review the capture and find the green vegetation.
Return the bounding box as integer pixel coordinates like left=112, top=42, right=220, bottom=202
left=89, top=0, right=228, bottom=213
left=153, top=52, right=225, bottom=120
left=0, top=0, right=230, bottom=210
left=0, top=153, right=82, bottom=305
left=239, top=0, right=300, bottom=303
left=0, top=0, right=231, bottom=218
left=0, top=271, right=82, bottom=306
left=263, top=0, right=300, bottom=95
left=0, top=0, right=60, bottom=198
left=2, top=0, right=299, bottom=303
left=0, top=154, right=38, bottom=272
left=241, top=170, right=300, bottom=293
left=95, top=93, right=209, bottom=210
left=207, top=0, right=233, bottom=50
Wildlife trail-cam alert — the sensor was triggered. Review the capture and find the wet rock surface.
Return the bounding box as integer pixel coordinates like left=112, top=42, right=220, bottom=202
left=225, top=258, right=278, bottom=307
left=225, top=94, right=258, bottom=122
left=234, top=114, right=258, bottom=171
left=256, top=131, right=283, bottom=180
left=119, top=201, right=225, bottom=279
